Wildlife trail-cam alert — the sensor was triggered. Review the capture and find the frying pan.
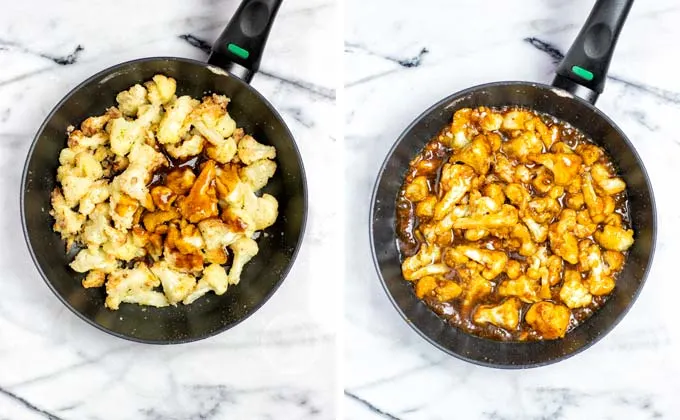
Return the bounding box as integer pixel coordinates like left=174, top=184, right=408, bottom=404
left=371, top=0, right=656, bottom=368
left=21, top=0, right=307, bottom=344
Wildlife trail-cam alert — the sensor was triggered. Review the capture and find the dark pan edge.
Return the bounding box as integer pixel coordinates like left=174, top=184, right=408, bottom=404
left=368, top=80, right=657, bottom=368
left=21, top=56, right=309, bottom=345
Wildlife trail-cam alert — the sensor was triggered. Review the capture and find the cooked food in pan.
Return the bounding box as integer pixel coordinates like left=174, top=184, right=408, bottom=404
left=396, top=106, right=634, bottom=341
left=50, top=74, right=278, bottom=310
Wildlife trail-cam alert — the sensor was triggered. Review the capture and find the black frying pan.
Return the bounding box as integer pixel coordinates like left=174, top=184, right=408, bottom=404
left=21, top=0, right=307, bottom=344
left=371, top=0, right=656, bottom=368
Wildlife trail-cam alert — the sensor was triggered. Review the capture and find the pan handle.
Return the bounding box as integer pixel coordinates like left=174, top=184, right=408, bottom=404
left=208, top=0, right=283, bottom=84
left=551, top=0, right=633, bottom=104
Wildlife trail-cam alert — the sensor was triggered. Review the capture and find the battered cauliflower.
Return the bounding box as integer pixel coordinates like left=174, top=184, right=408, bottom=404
left=50, top=188, right=86, bottom=240
left=183, top=263, right=229, bottom=305
left=525, top=301, right=571, bottom=339
left=237, top=135, right=276, bottom=165
left=145, top=74, right=177, bottom=105
left=105, top=263, right=169, bottom=310
left=158, top=96, right=199, bottom=145
left=116, top=84, right=148, bottom=116
left=473, top=297, right=521, bottom=330
left=240, top=159, right=277, bottom=192
left=70, top=247, right=119, bottom=274
left=560, top=269, right=592, bottom=309
left=227, top=237, right=259, bottom=285
left=165, top=133, right=205, bottom=160
left=150, top=261, right=197, bottom=305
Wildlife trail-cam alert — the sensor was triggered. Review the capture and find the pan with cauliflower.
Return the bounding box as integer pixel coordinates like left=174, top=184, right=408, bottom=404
left=396, top=106, right=634, bottom=341
left=50, top=74, right=279, bottom=310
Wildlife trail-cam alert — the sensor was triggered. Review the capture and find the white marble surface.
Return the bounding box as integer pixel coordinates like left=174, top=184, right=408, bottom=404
left=345, top=0, right=680, bottom=419
left=0, top=0, right=338, bottom=419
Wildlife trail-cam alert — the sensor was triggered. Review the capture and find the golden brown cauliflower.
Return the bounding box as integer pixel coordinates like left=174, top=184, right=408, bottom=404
left=227, top=237, right=259, bottom=285
left=473, top=297, right=521, bottom=330
left=237, top=135, right=276, bottom=165
left=150, top=261, right=197, bottom=305
left=105, top=262, right=169, bottom=310
left=525, top=301, right=571, bottom=339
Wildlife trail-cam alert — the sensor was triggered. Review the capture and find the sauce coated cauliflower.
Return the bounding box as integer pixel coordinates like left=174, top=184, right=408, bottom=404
left=50, top=75, right=279, bottom=310
left=397, top=106, right=634, bottom=341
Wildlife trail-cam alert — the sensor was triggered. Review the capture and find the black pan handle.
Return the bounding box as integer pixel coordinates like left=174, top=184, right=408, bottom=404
left=208, top=0, right=283, bottom=84
left=551, top=0, right=634, bottom=104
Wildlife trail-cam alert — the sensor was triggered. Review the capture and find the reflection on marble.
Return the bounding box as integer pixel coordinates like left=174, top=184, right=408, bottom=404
left=345, top=0, right=680, bottom=418
left=0, top=0, right=338, bottom=418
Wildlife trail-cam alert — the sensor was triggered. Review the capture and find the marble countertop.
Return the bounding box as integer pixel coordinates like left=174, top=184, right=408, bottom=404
left=0, top=0, right=337, bottom=419
left=345, top=0, right=680, bottom=419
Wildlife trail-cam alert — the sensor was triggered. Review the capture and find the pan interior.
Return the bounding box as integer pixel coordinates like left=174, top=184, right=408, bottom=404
left=22, top=58, right=306, bottom=343
left=371, top=81, right=655, bottom=367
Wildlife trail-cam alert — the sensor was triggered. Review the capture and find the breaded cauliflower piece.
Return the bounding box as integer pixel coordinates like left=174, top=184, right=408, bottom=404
left=401, top=243, right=447, bottom=281
left=109, top=190, right=140, bottom=231
left=145, top=74, right=176, bottom=105
left=529, top=153, right=582, bottom=186
left=549, top=209, right=579, bottom=264
left=240, top=159, right=277, bottom=192
left=197, top=217, right=242, bottom=251
left=70, top=247, right=119, bottom=274
left=414, top=275, right=437, bottom=298
left=448, top=108, right=476, bottom=150
left=205, top=136, right=237, bottom=164
left=434, top=164, right=475, bottom=220
left=67, top=130, right=108, bottom=151
left=473, top=297, right=521, bottom=330
left=105, top=262, right=169, bottom=310
left=498, top=275, right=541, bottom=303
left=80, top=203, right=112, bottom=247
left=462, top=271, right=493, bottom=309
left=116, top=84, right=149, bottom=116
left=452, top=204, right=519, bottom=230
left=179, top=160, right=219, bottom=223
left=450, top=134, right=492, bottom=175
left=502, top=131, right=543, bottom=162
left=150, top=261, right=197, bottom=305
left=82, top=270, right=106, bottom=288
left=113, top=142, right=167, bottom=209
left=165, top=133, right=205, bottom=160
left=525, top=301, right=571, bottom=339
left=158, top=96, right=199, bottom=145
left=575, top=143, right=603, bottom=166
left=579, top=239, right=616, bottom=295
left=456, top=245, right=507, bottom=280
left=102, top=230, right=146, bottom=262
left=227, top=237, right=259, bottom=285
left=560, top=269, right=592, bottom=309
left=404, top=176, right=429, bottom=202
left=248, top=193, right=278, bottom=231
left=590, top=163, right=626, bottom=195
left=237, top=135, right=276, bottom=165
left=78, top=180, right=110, bottom=216
left=435, top=279, right=463, bottom=302
left=50, top=188, right=86, bottom=239
left=581, top=172, right=616, bottom=223
left=182, top=263, right=230, bottom=305
left=61, top=175, right=94, bottom=208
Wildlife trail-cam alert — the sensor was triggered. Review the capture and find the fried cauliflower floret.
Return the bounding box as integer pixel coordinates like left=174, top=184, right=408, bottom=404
left=604, top=250, right=625, bottom=272
left=248, top=194, right=278, bottom=231
left=479, top=110, right=503, bottom=132
left=82, top=270, right=106, bottom=288
left=205, top=137, right=237, bottom=164
left=501, top=109, right=531, bottom=131
left=165, top=133, right=205, bottom=160
left=198, top=217, right=242, bottom=252
left=581, top=172, right=615, bottom=223
left=114, top=142, right=167, bottom=209
left=78, top=180, right=110, bottom=216
left=150, top=261, right=197, bottom=305
left=240, top=159, right=277, bottom=192
left=404, top=176, right=429, bottom=202
left=493, top=154, right=515, bottom=183
left=79, top=203, right=112, bottom=248
left=61, top=175, right=94, bottom=208
left=511, top=224, right=538, bottom=256
left=227, top=237, right=259, bottom=285
left=183, top=263, right=230, bottom=305
left=237, top=135, right=276, bottom=165
left=448, top=108, right=476, bottom=150
left=402, top=243, right=446, bottom=281
left=158, top=96, right=199, bottom=145
left=150, top=186, right=177, bottom=212
left=434, top=164, right=476, bottom=220
left=560, top=269, right=592, bottom=309
left=145, top=74, right=177, bottom=105
left=578, top=239, right=615, bottom=295
left=529, top=153, right=582, bottom=186
left=462, top=272, right=493, bottom=309
left=165, top=167, right=196, bottom=195
left=108, top=190, right=140, bottom=231
left=116, top=84, right=149, bottom=116
left=415, top=275, right=438, bottom=298
left=590, top=163, right=626, bottom=195
left=498, top=275, right=540, bottom=303
left=549, top=209, right=579, bottom=264
left=503, top=131, right=543, bottom=162
left=575, top=143, right=603, bottom=166
left=67, top=130, right=108, bottom=151
left=450, top=134, right=492, bottom=175
left=504, top=183, right=531, bottom=212
left=525, top=301, right=571, bottom=339
left=452, top=204, right=519, bottom=230
left=473, top=297, right=521, bottom=330
left=107, top=106, right=160, bottom=157
left=70, top=247, right=119, bottom=274
left=105, top=262, right=169, bottom=310
left=435, top=279, right=463, bottom=302
left=50, top=188, right=86, bottom=238
left=456, top=246, right=507, bottom=280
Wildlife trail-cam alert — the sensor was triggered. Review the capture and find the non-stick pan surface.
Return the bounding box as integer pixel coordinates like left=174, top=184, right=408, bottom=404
left=21, top=0, right=307, bottom=344
left=370, top=81, right=655, bottom=367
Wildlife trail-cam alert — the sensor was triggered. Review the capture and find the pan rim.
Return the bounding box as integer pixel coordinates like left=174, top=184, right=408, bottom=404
left=20, top=56, right=309, bottom=345
left=369, top=80, right=657, bottom=368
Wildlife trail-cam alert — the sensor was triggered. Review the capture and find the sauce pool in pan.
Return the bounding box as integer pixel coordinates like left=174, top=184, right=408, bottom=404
left=395, top=106, right=634, bottom=341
